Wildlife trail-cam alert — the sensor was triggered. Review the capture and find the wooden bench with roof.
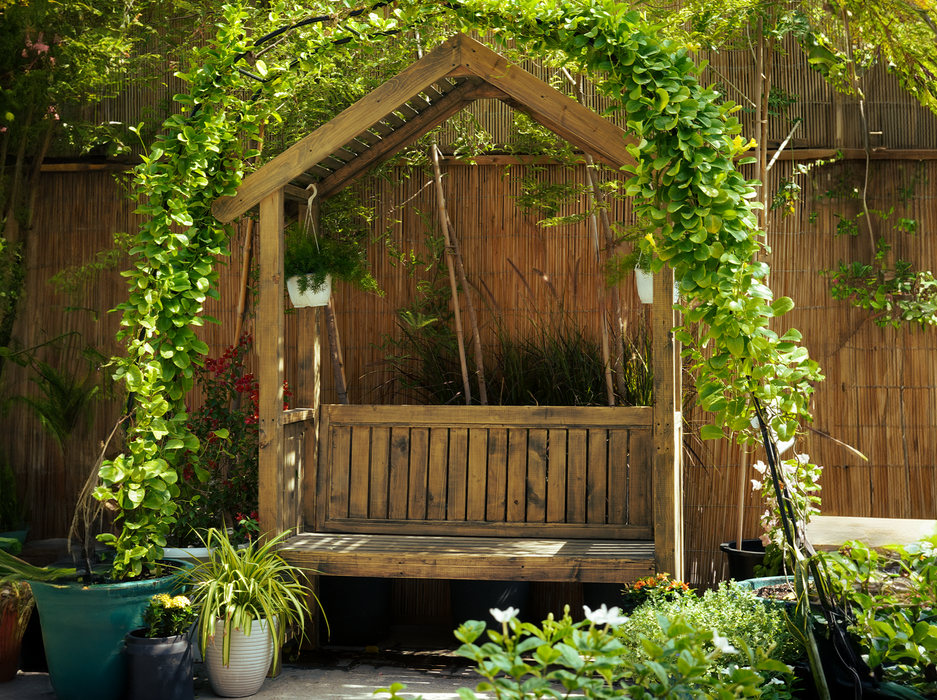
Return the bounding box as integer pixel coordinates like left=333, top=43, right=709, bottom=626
left=210, top=33, right=684, bottom=588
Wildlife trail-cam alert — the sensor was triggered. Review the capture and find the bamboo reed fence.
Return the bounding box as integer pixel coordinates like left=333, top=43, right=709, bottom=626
left=2, top=39, right=935, bottom=617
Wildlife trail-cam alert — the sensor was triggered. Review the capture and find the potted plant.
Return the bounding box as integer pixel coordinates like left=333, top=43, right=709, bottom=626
left=634, top=253, right=654, bottom=304
left=0, top=546, right=190, bottom=700
left=283, top=221, right=379, bottom=308
left=125, top=593, right=197, bottom=700
left=0, top=579, right=33, bottom=682
left=183, top=527, right=321, bottom=698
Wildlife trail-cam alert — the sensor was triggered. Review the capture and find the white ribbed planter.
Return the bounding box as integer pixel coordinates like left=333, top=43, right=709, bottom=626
left=287, top=274, right=331, bottom=308
left=635, top=269, right=653, bottom=304
left=203, top=618, right=274, bottom=698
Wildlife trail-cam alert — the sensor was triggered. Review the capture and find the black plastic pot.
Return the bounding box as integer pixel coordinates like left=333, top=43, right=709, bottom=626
left=449, top=580, right=531, bottom=631
left=719, top=539, right=766, bottom=581
left=319, top=576, right=392, bottom=646
left=124, top=628, right=193, bottom=700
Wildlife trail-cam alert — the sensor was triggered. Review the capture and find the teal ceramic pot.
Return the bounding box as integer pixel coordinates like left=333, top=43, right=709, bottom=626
left=30, top=563, right=188, bottom=700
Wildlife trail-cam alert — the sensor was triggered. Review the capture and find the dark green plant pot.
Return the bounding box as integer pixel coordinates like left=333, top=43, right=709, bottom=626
left=734, top=575, right=797, bottom=609
left=30, top=563, right=187, bottom=700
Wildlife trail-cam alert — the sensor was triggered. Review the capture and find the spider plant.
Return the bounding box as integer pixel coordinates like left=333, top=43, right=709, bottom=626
left=183, top=528, right=322, bottom=669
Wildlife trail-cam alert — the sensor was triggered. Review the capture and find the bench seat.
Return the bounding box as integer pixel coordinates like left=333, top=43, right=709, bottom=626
left=279, top=532, right=655, bottom=583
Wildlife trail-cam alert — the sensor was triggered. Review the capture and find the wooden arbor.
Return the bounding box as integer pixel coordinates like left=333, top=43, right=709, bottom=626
left=212, top=33, right=683, bottom=580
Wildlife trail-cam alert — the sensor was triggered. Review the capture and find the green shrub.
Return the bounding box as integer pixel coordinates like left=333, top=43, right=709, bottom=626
left=378, top=605, right=796, bottom=700
left=615, top=580, right=803, bottom=671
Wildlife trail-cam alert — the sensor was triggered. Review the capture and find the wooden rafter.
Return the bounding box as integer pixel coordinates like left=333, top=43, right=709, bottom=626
left=212, top=33, right=636, bottom=223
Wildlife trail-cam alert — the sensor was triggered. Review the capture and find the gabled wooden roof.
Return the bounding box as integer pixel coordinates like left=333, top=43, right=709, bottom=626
left=212, top=33, right=636, bottom=223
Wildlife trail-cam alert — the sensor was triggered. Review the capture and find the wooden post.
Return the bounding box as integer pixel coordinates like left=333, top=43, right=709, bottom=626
left=258, top=188, right=285, bottom=539
left=652, top=266, right=682, bottom=579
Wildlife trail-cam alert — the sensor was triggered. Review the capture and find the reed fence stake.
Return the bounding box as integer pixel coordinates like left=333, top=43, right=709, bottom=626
left=326, top=297, right=349, bottom=405
left=234, top=122, right=265, bottom=347
left=429, top=144, right=477, bottom=405
left=564, top=68, right=621, bottom=404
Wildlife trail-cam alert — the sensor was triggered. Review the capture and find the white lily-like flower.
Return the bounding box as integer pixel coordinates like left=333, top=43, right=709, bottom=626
left=490, top=607, right=519, bottom=624
left=712, top=630, right=738, bottom=654
left=768, top=677, right=784, bottom=685
left=752, top=460, right=767, bottom=475
left=583, top=604, right=628, bottom=626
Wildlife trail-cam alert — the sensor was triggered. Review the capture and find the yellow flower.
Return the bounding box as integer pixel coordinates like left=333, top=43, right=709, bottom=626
left=169, top=596, right=191, bottom=609
left=152, top=593, right=172, bottom=607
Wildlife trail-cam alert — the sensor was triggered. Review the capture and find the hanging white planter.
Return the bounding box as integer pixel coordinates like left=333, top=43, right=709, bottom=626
left=635, top=268, right=654, bottom=304
left=287, top=274, right=331, bottom=308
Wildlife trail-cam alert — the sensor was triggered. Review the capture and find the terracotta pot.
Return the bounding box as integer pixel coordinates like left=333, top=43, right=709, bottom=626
left=202, top=618, right=275, bottom=698
left=0, top=601, right=29, bottom=682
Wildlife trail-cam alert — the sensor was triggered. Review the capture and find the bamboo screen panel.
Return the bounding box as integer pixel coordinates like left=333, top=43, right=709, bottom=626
left=316, top=405, right=654, bottom=539
left=6, top=31, right=937, bottom=588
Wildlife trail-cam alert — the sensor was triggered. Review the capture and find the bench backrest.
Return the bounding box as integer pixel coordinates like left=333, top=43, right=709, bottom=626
left=315, top=404, right=654, bottom=540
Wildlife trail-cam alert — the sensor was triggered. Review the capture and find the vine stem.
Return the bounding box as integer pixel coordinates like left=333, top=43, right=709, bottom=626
left=841, top=9, right=878, bottom=257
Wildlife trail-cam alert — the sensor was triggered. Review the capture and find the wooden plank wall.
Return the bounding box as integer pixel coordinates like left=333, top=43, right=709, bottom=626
left=316, top=405, right=653, bottom=539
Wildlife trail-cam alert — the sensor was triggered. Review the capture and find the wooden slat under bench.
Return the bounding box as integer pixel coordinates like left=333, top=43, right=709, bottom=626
left=278, top=532, right=655, bottom=583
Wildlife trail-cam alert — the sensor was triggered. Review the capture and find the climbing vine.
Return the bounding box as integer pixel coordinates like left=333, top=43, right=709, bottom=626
left=97, top=0, right=825, bottom=577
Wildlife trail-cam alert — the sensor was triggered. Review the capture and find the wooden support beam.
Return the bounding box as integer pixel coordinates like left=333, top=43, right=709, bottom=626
left=315, top=79, right=479, bottom=200
left=258, top=188, right=286, bottom=538
left=457, top=44, right=635, bottom=169
left=212, top=34, right=466, bottom=222
left=652, top=266, right=682, bottom=579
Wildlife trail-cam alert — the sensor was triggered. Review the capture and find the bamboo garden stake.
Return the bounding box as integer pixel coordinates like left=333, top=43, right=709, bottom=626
left=430, top=143, right=489, bottom=405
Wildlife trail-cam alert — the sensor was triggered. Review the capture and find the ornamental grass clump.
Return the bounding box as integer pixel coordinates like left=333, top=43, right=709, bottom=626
left=183, top=527, right=322, bottom=669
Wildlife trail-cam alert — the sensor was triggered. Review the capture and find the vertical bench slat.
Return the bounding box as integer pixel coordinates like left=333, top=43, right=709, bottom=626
left=388, top=427, right=410, bottom=519
left=587, top=429, right=608, bottom=524
left=408, top=427, right=430, bottom=519
left=329, top=425, right=352, bottom=519
left=506, top=428, right=528, bottom=523
left=486, top=428, right=508, bottom=522
left=546, top=429, right=567, bottom=523
left=526, top=429, right=547, bottom=523
left=426, top=428, right=449, bottom=520
left=447, top=428, right=469, bottom=520
left=567, top=429, right=587, bottom=524
left=466, top=428, right=488, bottom=521
left=607, top=429, right=629, bottom=524
left=630, top=428, right=652, bottom=526
left=349, top=426, right=372, bottom=518
left=369, top=427, right=390, bottom=519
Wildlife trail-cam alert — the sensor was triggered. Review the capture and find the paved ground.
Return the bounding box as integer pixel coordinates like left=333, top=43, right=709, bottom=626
left=0, top=629, right=493, bottom=700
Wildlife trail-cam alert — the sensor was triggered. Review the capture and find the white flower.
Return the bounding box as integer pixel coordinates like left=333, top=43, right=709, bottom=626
left=712, top=630, right=738, bottom=654
left=490, top=607, right=518, bottom=623
left=751, top=478, right=762, bottom=490
left=794, top=452, right=809, bottom=465
left=583, top=604, right=628, bottom=626
left=768, top=678, right=784, bottom=686
left=752, top=460, right=767, bottom=475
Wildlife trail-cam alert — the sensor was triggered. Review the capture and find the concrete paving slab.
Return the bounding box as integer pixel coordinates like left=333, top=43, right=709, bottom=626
left=0, top=645, right=487, bottom=700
